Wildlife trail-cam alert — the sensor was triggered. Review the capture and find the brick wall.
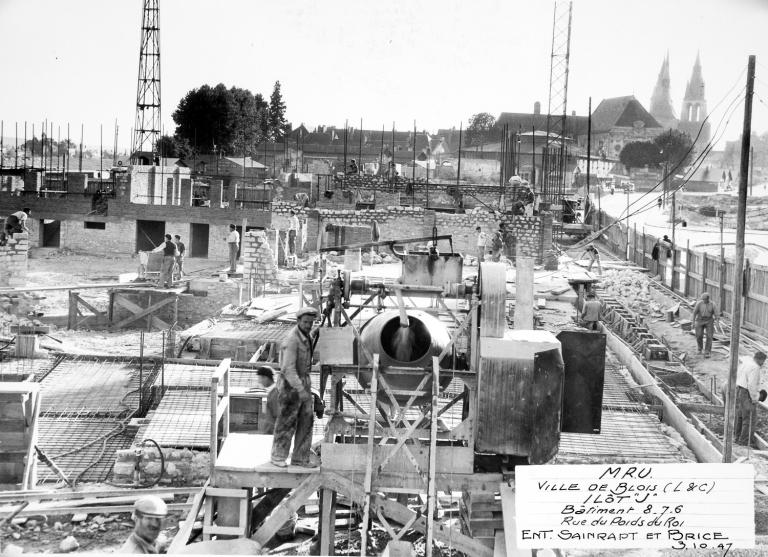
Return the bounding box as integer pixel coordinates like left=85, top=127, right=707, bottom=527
left=60, top=218, right=136, bottom=255
left=0, top=232, right=29, bottom=287
left=271, top=205, right=549, bottom=263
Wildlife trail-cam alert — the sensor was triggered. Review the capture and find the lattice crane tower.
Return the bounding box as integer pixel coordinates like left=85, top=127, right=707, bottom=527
left=131, top=0, right=161, bottom=165
left=543, top=1, right=573, bottom=208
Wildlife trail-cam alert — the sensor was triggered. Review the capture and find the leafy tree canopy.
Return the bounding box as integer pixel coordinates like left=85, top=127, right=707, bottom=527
left=619, top=141, right=661, bottom=171
left=654, top=129, right=694, bottom=170
left=466, top=112, right=498, bottom=146
left=172, top=83, right=272, bottom=156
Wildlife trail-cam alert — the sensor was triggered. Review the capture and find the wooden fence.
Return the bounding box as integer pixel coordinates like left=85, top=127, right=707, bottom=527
left=598, top=210, right=768, bottom=337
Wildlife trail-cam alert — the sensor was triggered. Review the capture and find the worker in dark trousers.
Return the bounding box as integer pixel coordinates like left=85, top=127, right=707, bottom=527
left=692, top=292, right=718, bottom=357
left=271, top=307, right=320, bottom=468
left=151, top=234, right=177, bottom=289
left=580, top=292, right=602, bottom=330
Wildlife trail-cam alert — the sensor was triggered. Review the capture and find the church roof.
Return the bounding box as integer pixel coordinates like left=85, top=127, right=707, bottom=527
left=684, top=52, right=706, bottom=101
left=591, top=96, right=662, bottom=132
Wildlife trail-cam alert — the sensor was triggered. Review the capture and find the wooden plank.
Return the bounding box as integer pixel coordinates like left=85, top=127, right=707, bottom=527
left=425, top=358, right=439, bottom=557
left=251, top=473, right=323, bottom=550
left=320, top=443, right=473, bottom=475
left=322, top=471, right=493, bottom=557
left=112, top=295, right=175, bottom=330
left=360, top=355, right=379, bottom=556
left=74, top=294, right=105, bottom=319
left=112, top=294, right=169, bottom=330
left=0, top=486, right=199, bottom=504
left=162, top=483, right=208, bottom=554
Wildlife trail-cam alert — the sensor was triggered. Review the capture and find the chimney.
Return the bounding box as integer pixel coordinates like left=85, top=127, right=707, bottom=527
left=534, top=101, right=541, bottom=115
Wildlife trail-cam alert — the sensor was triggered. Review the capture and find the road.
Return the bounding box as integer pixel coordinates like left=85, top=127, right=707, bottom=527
left=592, top=191, right=768, bottom=265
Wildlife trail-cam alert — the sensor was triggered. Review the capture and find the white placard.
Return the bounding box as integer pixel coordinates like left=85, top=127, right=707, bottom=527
left=514, top=463, right=754, bottom=551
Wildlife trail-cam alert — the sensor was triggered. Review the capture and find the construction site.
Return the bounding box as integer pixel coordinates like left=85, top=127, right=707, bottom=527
left=2, top=1, right=768, bottom=556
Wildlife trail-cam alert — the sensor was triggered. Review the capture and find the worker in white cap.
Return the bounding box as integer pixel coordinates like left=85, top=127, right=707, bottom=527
left=270, top=306, right=321, bottom=468
left=118, top=495, right=168, bottom=553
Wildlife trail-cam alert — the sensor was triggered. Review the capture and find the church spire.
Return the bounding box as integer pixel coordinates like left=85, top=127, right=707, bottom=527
left=650, top=52, right=677, bottom=128
left=684, top=51, right=706, bottom=101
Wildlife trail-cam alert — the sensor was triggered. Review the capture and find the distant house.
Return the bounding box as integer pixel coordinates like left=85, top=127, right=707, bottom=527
left=181, top=154, right=267, bottom=179
left=577, top=96, right=664, bottom=160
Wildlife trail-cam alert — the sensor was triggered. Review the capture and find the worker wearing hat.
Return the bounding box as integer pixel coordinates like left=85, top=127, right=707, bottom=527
left=118, top=495, right=168, bottom=553
left=270, top=307, right=321, bottom=468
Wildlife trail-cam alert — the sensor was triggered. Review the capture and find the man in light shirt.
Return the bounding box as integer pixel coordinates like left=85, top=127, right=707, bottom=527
left=226, top=224, right=239, bottom=273
left=734, top=350, right=767, bottom=446
left=475, top=226, right=487, bottom=266
left=288, top=210, right=299, bottom=256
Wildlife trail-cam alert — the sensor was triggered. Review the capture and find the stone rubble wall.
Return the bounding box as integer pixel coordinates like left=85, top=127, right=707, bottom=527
left=113, top=446, right=209, bottom=486
left=0, top=232, right=29, bottom=287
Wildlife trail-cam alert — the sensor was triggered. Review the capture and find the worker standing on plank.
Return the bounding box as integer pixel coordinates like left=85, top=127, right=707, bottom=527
left=226, top=224, right=240, bottom=274
left=118, top=496, right=168, bottom=553
left=288, top=210, right=300, bottom=256
left=580, top=292, right=602, bottom=331
left=253, top=365, right=298, bottom=541
left=692, top=292, right=718, bottom=358
left=734, top=351, right=767, bottom=447
left=151, top=234, right=177, bottom=289
left=271, top=307, right=320, bottom=468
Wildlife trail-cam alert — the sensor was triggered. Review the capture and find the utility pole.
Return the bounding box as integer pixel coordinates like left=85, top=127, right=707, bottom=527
left=626, top=185, right=631, bottom=259
left=724, top=55, right=755, bottom=463
left=719, top=210, right=726, bottom=314
left=671, top=188, right=676, bottom=291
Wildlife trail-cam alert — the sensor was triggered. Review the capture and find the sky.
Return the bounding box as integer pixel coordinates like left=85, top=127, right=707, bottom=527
left=1, top=0, right=768, bottom=151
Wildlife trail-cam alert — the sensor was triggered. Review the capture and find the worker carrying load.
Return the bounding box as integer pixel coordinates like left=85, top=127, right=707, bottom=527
left=0, top=208, right=30, bottom=246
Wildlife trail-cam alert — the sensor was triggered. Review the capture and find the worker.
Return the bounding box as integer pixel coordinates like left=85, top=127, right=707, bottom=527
left=173, top=234, right=186, bottom=279
left=581, top=292, right=602, bottom=330
left=118, top=495, right=168, bottom=553
left=347, top=159, right=359, bottom=175
left=734, top=351, right=768, bottom=447
left=252, top=365, right=298, bottom=541
left=226, top=224, right=240, bottom=274
left=288, top=210, right=300, bottom=256
left=661, top=235, right=673, bottom=258
left=1, top=208, right=30, bottom=246
left=580, top=244, right=603, bottom=274
left=475, top=226, right=487, bottom=266
left=151, top=234, right=177, bottom=289
left=271, top=307, right=320, bottom=468
left=490, top=223, right=505, bottom=262
left=692, top=292, right=718, bottom=358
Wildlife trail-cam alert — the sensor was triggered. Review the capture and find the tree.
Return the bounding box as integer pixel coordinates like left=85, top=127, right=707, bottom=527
left=267, top=81, right=290, bottom=140
left=156, top=135, right=192, bottom=159
left=466, top=112, right=498, bottom=146
left=654, top=129, right=694, bottom=170
left=172, top=83, right=269, bottom=155
left=619, top=141, right=662, bottom=171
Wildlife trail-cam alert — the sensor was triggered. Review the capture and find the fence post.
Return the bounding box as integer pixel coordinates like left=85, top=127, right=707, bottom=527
left=684, top=239, right=690, bottom=297
left=641, top=228, right=646, bottom=270
left=719, top=255, right=727, bottom=316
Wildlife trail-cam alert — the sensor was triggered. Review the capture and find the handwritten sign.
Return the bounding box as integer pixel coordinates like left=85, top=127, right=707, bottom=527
left=514, top=463, right=754, bottom=551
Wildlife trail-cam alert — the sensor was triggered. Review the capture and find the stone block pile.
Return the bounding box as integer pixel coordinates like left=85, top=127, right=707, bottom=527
left=242, top=230, right=278, bottom=286
left=0, top=232, right=29, bottom=287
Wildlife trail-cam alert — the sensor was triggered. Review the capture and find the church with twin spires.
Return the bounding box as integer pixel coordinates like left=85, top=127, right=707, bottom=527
left=649, top=52, right=712, bottom=152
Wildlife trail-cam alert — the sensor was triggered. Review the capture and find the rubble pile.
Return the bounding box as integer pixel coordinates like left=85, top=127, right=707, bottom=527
left=599, top=269, right=665, bottom=316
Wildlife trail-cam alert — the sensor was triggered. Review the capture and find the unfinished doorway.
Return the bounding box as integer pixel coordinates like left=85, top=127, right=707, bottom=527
left=136, top=220, right=165, bottom=252
left=41, top=219, right=60, bottom=248
left=189, top=223, right=209, bottom=258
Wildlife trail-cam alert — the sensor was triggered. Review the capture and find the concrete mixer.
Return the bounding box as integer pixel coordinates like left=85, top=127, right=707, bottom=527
left=315, top=237, right=602, bottom=465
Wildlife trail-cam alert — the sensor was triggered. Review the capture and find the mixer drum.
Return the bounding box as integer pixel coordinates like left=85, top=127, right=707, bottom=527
left=355, top=309, right=454, bottom=405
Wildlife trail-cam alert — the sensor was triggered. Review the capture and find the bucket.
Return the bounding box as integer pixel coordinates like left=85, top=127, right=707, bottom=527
left=219, top=272, right=228, bottom=282
left=344, top=249, right=362, bottom=272
left=665, top=310, right=675, bottom=322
